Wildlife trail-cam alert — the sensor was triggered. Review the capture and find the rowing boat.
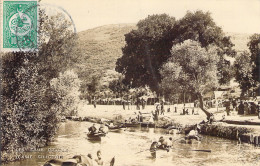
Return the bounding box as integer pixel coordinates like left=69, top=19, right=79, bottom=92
left=124, top=122, right=140, bottom=127
left=87, top=133, right=106, bottom=140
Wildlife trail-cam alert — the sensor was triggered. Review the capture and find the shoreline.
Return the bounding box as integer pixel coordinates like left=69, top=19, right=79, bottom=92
left=75, top=104, right=260, bottom=146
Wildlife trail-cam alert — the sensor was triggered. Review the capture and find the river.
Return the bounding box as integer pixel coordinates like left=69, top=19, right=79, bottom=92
left=4, top=121, right=260, bottom=166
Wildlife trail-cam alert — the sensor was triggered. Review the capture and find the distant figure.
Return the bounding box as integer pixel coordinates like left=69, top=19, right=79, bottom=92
left=238, top=101, right=244, bottom=115
left=95, top=150, right=104, bottom=166
left=141, top=98, right=145, bottom=110
left=167, top=107, right=171, bottom=112
left=161, top=102, right=165, bottom=115
left=244, top=102, right=249, bottom=115
left=123, top=101, right=126, bottom=110
left=225, top=100, right=231, bottom=116
left=152, top=111, right=158, bottom=121
left=137, top=111, right=143, bottom=122
left=156, top=104, right=160, bottom=115
left=93, top=98, right=97, bottom=108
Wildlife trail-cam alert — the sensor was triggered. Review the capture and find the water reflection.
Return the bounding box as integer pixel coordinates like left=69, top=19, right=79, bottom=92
left=4, top=121, right=260, bottom=166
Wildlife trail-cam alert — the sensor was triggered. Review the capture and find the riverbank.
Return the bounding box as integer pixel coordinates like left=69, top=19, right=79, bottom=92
left=76, top=104, right=260, bottom=146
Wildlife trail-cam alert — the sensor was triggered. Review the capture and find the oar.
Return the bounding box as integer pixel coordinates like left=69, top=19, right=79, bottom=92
left=191, top=149, right=211, bottom=152
left=172, top=147, right=211, bottom=153
left=172, top=137, right=185, bottom=142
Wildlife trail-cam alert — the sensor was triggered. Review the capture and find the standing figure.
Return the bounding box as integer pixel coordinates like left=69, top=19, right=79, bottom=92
left=93, top=97, right=97, bottom=108
left=123, top=100, right=126, bottom=110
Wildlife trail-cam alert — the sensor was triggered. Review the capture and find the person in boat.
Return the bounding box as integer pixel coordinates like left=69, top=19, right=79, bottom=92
left=109, top=122, right=115, bottom=128
left=89, top=124, right=97, bottom=135
left=185, top=127, right=200, bottom=141
left=98, top=124, right=108, bottom=134
left=158, top=136, right=170, bottom=151
left=95, top=150, right=104, bottom=166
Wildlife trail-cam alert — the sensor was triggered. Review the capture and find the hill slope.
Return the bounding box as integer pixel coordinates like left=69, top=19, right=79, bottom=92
left=74, top=24, right=136, bottom=84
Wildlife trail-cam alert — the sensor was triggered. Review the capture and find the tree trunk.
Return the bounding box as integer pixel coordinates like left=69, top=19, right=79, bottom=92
left=198, top=93, right=211, bottom=119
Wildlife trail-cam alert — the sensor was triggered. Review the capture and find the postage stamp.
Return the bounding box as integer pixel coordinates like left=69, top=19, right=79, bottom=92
left=2, top=0, right=38, bottom=51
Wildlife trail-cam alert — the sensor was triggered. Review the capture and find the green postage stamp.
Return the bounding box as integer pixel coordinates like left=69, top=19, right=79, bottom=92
left=2, top=0, right=38, bottom=51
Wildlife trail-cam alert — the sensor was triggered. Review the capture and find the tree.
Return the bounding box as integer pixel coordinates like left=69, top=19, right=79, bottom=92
left=247, top=34, right=260, bottom=84
left=50, top=70, right=81, bottom=116
left=173, top=10, right=235, bottom=85
left=108, top=75, right=129, bottom=98
left=116, top=14, right=176, bottom=92
left=234, top=51, right=257, bottom=96
left=116, top=11, right=235, bottom=94
left=160, top=40, right=219, bottom=118
left=1, top=9, right=77, bottom=162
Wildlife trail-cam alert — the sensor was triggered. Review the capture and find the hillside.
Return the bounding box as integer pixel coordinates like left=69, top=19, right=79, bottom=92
left=73, top=24, right=253, bottom=88
left=226, top=32, right=252, bottom=53
left=74, top=24, right=136, bottom=84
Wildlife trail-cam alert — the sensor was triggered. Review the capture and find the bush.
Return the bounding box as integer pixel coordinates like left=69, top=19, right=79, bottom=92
left=1, top=53, right=60, bottom=162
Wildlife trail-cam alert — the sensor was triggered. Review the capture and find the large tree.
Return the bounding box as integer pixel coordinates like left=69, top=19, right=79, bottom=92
left=1, top=9, right=77, bottom=162
left=174, top=11, right=235, bottom=84
left=233, top=51, right=256, bottom=96
left=116, top=14, right=176, bottom=92
left=160, top=40, right=219, bottom=118
left=116, top=11, right=235, bottom=93
left=247, top=34, right=260, bottom=84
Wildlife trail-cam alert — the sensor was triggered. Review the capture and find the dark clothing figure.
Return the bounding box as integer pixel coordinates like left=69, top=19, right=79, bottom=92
left=123, top=101, right=126, bottom=110
left=152, top=111, right=159, bottom=121
left=156, top=104, right=160, bottom=115
left=141, top=98, right=145, bottom=109
left=88, top=125, right=97, bottom=135
left=250, top=103, right=257, bottom=114
left=238, top=102, right=244, bottom=115
left=137, top=112, right=143, bottom=122
left=150, top=141, right=158, bottom=158
left=161, top=103, right=165, bottom=114
left=93, top=100, right=97, bottom=108
left=225, top=101, right=231, bottom=116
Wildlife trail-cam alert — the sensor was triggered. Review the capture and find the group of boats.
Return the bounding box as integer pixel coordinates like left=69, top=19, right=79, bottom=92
left=86, top=121, right=154, bottom=140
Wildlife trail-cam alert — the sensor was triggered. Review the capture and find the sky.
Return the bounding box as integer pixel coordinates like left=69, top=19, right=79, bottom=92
left=42, top=0, right=260, bottom=34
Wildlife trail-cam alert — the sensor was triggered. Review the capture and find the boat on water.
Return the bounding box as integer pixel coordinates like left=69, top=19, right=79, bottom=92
left=87, top=132, right=106, bottom=141
left=107, top=125, right=126, bottom=132
left=43, top=155, right=115, bottom=166
left=124, top=122, right=141, bottom=127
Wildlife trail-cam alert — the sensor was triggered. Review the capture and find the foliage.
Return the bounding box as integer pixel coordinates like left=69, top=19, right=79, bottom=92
left=174, top=11, right=235, bottom=85
left=247, top=34, right=260, bottom=83
left=50, top=70, right=81, bottom=116
left=233, top=51, right=257, bottom=96
left=1, top=9, right=77, bottom=162
left=160, top=40, right=219, bottom=117
left=108, top=75, right=129, bottom=98
left=116, top=14, right=176, bottom=92
left=1, top=53, right=59, bottom=162
left=116, top=11, right=235, bottom=93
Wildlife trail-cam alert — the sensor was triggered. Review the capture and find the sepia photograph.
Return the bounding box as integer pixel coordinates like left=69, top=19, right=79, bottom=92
left=1, top=0, right=260, bottom=165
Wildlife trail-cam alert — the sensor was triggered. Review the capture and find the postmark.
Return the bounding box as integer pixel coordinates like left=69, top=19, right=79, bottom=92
left=2, top=0, right=38, bottom=51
